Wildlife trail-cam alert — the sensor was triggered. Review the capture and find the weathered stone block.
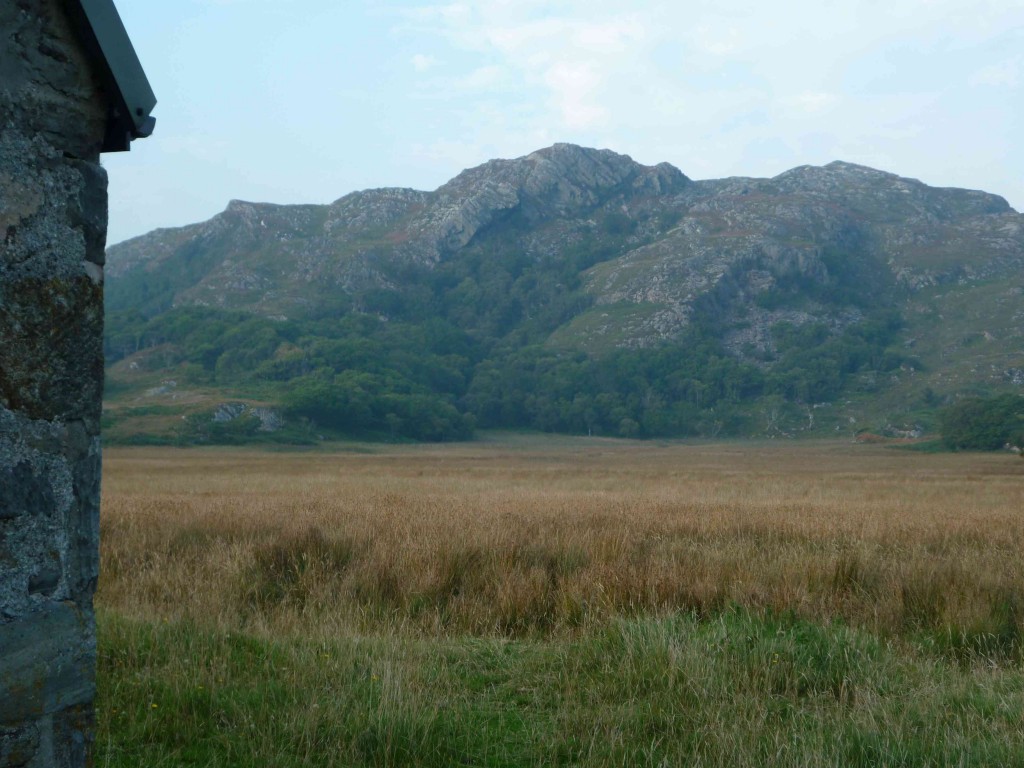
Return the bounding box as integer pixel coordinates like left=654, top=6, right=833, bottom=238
left=28, top=551, right=62, bottom=596
left=0, top=461, right=55, bottom=520
left=0, top=601, right=96, bottom=725
left=0, top=723, right=40, bottom=768
left=0, top=0, right=107, bottom=159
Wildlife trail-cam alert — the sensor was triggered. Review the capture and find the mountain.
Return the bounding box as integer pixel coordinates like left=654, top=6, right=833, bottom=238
left=102, top=144, right=1024, bottom=444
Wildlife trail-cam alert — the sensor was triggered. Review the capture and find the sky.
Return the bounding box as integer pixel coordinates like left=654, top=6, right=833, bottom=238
left=103, top=0, right=1024, bottom=246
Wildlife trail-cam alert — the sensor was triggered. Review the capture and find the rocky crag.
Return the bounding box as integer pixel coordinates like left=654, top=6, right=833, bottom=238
left=104, top=144, right=1024, bottom=437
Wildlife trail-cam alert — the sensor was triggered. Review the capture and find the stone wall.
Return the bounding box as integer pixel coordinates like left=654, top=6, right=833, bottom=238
left=1, top=1, right=110, bottom=765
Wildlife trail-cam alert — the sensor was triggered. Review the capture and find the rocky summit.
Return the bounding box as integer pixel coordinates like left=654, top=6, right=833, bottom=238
left=103, top=144, right=1024, bottom=442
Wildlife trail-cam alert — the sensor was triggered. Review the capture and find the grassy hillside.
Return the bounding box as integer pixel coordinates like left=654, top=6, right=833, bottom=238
left=102, top=146, right=1024, bottom=445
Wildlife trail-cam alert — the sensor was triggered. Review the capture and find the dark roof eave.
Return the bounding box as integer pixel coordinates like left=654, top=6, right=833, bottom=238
left=66, top=0, right=157, bottom=153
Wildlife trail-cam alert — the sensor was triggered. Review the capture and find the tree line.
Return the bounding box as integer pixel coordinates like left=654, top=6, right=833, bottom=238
left=105, top=302, right=908, bottom=442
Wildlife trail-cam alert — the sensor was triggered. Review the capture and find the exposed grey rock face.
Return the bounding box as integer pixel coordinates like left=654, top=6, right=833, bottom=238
left=572, top=160, right=1023, bottom=351
left=107, top=143, right=1023, bottom=343
left=105, top=144, right=692, bottom=310
left=1, top=1, right=109, bottom=764
left=212, top=402, right=283, bottom=431
left=105, top=143, right=1024, bottom=397
left=419, top=143, right=689, bottom=255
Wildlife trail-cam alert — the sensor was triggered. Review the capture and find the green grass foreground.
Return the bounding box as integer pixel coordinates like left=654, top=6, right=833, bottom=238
left=97, top=608, right=1024, bottom=767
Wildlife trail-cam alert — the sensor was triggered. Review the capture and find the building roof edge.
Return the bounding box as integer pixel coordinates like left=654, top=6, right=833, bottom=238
left=67, top=0, right=156, bottom=152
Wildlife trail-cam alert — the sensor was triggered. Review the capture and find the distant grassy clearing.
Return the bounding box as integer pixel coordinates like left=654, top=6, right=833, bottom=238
left=97, top=439, right=1024, bottom=766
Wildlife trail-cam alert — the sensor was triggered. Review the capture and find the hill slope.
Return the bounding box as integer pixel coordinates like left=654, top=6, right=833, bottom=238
left=102, top=144, right=1024, bottom=443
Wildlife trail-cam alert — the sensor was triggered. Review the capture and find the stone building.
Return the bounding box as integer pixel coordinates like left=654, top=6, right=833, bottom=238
left=1, top=1, right=154, bottom=764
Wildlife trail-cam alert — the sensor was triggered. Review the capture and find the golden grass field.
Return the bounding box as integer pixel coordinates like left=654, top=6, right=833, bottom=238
left=99, top=437, right=1024, bottom=641
left=96, top=437, right=1024, bottom=766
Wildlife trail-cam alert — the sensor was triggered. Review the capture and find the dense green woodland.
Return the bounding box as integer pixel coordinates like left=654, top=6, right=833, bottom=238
left=105, top=228, right=922, bottom=444
left=107, top=305, right=907, bottom=442
left=939, top=394, right=1024, bottom=452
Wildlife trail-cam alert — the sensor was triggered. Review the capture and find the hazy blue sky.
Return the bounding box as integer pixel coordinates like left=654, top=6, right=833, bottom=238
left=104, top=0, right=1023, bottom=246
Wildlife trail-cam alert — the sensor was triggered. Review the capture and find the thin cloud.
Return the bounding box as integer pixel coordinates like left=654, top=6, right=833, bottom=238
left=457, top=65, right=507, bottom=90
left=783, top=92, right=839, bottom=114
left=101, top=0, right=1024, bottom=245
left=411, top=53, right=439, bottom=72
left=970, top=59, right=1021, bottom=88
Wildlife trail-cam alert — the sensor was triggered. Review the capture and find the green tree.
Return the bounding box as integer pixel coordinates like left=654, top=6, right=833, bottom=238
left=940, top=395, right=1024, bottom=451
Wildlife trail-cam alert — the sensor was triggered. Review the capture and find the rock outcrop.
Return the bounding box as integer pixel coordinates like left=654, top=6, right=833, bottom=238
left=105, top=143, right=1024, bottom=394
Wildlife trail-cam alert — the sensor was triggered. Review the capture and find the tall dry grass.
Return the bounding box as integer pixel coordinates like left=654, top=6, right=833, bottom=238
left=99, top=439, right=1024, bottom=648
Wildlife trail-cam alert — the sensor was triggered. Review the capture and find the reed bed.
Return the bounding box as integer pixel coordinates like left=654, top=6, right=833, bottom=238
left=96, top=439, right=1024, bottom=766
left=99, top=439, right=1024, bottom=651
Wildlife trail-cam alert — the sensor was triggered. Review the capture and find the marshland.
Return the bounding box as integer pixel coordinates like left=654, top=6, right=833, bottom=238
left=97, top=437, right=1024, bottom=766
